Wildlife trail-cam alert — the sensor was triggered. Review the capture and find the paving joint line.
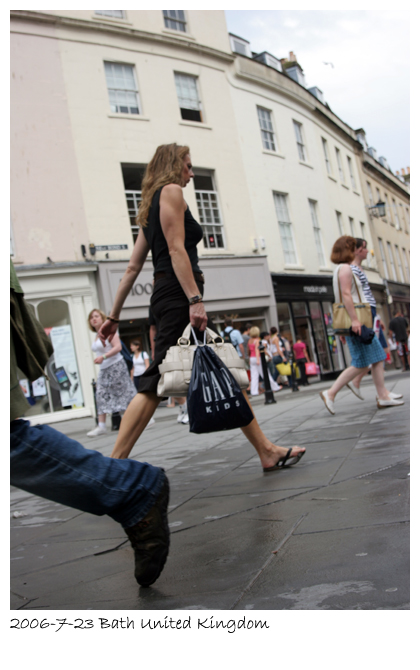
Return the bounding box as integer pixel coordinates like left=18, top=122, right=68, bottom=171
left=229, top=513, right=308, bottom=610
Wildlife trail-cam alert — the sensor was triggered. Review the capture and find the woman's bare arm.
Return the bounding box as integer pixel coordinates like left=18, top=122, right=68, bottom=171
left=99, top=229, right=150, bottom=344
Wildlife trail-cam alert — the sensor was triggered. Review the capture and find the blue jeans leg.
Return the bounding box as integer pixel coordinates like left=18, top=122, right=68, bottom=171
left=10, top=419, right=165, bottom=528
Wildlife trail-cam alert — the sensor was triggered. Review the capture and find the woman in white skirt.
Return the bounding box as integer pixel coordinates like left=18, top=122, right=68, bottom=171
left=248, top=326, right=281, bottom=396
left=87, top=309, right=137, bottom=437
left=130, top=339, right=150, bottom=391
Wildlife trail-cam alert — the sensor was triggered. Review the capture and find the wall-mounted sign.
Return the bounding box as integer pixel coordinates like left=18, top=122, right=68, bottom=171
left=130, top=283, right=153, bottom=296
left=303, top=286, right=328, bottom=294
left=95, top=244, right=128, bottom=251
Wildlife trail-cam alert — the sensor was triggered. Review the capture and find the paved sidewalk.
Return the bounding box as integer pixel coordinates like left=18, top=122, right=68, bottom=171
left=11, top=370, right=409, bottom=610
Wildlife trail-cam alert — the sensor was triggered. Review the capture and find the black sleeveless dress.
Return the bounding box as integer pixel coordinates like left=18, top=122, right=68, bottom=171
left=136, top=186, right=214, bottom=396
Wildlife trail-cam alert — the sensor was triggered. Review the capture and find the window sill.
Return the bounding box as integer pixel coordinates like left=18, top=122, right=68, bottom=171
left=108, top=114, right=150, bottom=121
left=318, top=266, right=333, bottom=273
left=390, top=222, right=395, bottom=227
left=179, top=120, right=212, bottom=130
left=262, top=150, right=285, bottom=159
left=327, top=175, right=337, bottom=183
left=91, top=15, right=132, bottom=26
left=162, top=28, right=196, bottom=41
left=200, top=249, right=231, bottom=256
left=341, top=183, right=349, bottom=190
left=299, top=161, right=314, bottom=169
left=352, top=190, right=360, bottom=196
left=284, top=264, right=305, bottom=271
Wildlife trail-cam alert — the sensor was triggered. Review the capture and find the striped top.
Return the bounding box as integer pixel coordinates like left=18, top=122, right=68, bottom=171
left=350, top=265, right=376, bottom=308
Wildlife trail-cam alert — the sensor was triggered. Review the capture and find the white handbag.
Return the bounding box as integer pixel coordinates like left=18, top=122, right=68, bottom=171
left=157, top=324, right=249, bottom=397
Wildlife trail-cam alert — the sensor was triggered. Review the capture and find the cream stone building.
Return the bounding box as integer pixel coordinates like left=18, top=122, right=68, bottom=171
left=354, top=129, right=410, bottom=327
left=11, top=9, right=409, bottom=422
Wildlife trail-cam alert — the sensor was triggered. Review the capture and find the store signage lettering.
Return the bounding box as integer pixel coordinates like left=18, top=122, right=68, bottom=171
left=303, top=286, right=328, bottom=294
left=130, top=282, right=153, bottom=296
left=96, top=244, right=128, bottom=251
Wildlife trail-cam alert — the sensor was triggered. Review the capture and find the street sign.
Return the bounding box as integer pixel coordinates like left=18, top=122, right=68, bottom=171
left=94, top=245, right=128, bottom=251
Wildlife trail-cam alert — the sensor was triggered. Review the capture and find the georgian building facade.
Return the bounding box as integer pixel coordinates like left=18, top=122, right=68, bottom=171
left=11, top=9, right=409, bottom=421
left=354, top=129, right=410, bottom=324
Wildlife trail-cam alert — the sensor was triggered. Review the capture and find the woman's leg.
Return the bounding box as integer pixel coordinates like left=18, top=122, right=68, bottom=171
left=297, top=360, right=308, bottom=385
left=370, top=361, right=391, bottom=400
left=98, top=413, right=106, bottom=424
left=240, top=391, right=305, bottom=468
left=257, top=362, right=279, bottom=391
left=351, top=370, right=366, bottom=389
left=327, top=365, right=369, bottom=401
left=111, top=392, right=161, bottom=459
left=250, top=358, right=260, bottom=395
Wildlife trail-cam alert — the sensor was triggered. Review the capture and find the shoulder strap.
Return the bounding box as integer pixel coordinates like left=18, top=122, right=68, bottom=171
left=337, top=265, right=363, bottom=303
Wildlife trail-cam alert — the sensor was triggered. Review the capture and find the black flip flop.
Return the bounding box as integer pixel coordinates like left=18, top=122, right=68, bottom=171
left=263, top=448, right=305, bottom=472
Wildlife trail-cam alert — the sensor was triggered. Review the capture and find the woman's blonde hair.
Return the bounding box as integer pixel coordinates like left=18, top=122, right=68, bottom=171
left=249, top=326, right=260, bottom=338
left=87, top=308, right=107, bottom=332
left=136, top=143, right=190, bottom=228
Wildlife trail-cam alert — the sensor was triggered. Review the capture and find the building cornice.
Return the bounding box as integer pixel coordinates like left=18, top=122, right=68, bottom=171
left=15, top=261, right=98, bottom=276
left=10, top=10, right=235, bottom=65
left=233, top=56, right=361, bottom=149
left=362, top=155, right=410, bottom=200
left=313, top=108, right=362, bottom=151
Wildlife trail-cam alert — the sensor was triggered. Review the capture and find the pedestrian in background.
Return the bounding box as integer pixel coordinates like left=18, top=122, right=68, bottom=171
left=87, top=309, right=137, bottom=437
left=293, top=336, right=310, bottom=387
left=347, top=238, right=390, bottom=398
left=268, top=326, right=286, bottom=384
left=130, top=339, right=150, bottom=391
left=389, top=310, right=410, bottom=371
left=388, top=331, right=401, bottom=369
left=222, top=317, right=245, bottom=358
left=248, top=327, right=281, bottom=396
left=319, top=236, right=403, bottom=415
left=240, top=322, right=253, bottom=393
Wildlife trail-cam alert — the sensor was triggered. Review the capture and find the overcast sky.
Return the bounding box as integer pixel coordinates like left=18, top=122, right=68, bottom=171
left=224, top=10, right=410, bottom=174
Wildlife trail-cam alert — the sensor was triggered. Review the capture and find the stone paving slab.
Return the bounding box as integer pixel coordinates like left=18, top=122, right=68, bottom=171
left=11, top=370, right=410, bottom=610
left=233, top=521, right=409, bottom=610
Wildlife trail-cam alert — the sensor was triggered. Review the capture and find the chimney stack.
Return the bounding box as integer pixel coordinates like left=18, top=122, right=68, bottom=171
left=401, top=168, right=405, bottom=175
left=289, top=51, right=297, bottom=62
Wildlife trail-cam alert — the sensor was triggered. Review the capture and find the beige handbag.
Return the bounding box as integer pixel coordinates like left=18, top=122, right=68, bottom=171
left=157, top=324, right=249, bottom=397
left=332, top=268, right=373, bottom=334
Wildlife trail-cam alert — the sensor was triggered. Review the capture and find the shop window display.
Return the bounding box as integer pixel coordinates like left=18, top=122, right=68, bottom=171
left=17, top=299, right=84, bottom=417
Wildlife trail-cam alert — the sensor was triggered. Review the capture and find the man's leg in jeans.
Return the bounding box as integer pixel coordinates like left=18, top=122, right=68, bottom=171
left=10, top=419, right=170, bottom=587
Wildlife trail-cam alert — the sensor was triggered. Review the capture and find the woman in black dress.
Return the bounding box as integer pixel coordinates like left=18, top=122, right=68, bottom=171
left=99, top=143, right=305, bottom=472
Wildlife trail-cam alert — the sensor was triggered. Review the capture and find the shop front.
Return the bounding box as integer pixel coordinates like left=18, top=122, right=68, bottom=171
left=272, top=274, right=348, bottom=381
left=96, top=254, right=278, bottom=351
left=15, top=262, right=99, bottom=424
left=385, top=281, right=410, bottom=324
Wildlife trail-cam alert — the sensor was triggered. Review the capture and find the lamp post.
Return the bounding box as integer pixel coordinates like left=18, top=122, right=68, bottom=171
left=368, top=201, right=386, bottom=218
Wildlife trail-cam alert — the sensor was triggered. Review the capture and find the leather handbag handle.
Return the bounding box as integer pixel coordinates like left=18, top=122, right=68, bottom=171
left=179, top=323, right=222, bottom=346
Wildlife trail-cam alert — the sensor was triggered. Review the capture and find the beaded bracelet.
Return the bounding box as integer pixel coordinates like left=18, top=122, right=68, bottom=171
left=107, top=315, right=120, bottom=323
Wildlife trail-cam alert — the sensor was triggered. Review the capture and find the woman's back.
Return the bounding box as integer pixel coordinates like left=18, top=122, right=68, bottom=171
left=248, top=338, right=258, bottom=357
left=143, top=187, right=203, bottom=274
left=333, top=264, right=367, bottom=304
